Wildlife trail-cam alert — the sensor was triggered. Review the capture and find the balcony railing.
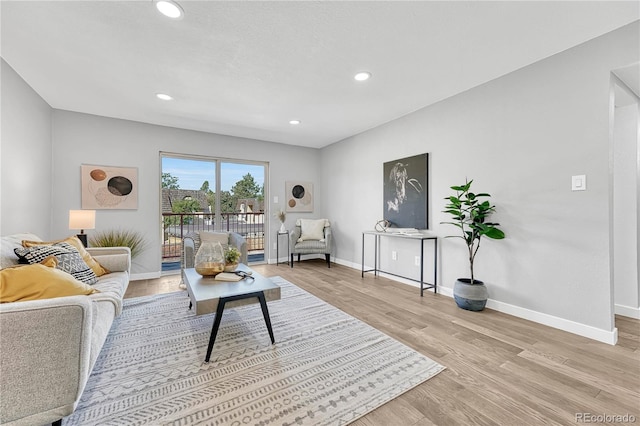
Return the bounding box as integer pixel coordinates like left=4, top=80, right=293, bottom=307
left=162, top=212, right=265, bottom=260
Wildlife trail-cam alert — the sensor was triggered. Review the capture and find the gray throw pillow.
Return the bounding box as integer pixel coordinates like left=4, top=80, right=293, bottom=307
left=14, top=242, right=98, bottom=285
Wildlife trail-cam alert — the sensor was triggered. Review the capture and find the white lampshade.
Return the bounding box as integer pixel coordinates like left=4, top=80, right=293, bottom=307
left=69, top=210, right=96, bottom=231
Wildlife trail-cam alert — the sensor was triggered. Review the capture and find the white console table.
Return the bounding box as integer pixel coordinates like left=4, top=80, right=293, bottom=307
left=361, top=231, right=438, bottom=296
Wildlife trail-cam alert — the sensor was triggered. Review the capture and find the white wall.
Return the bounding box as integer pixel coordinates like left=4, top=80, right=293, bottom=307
left=1, top=59, right=322, bottom=277
left=50, top=111, right=320, bottom=276
left=321, top=22, right=639, bottom=342
left=1, top=59, right=53, bottom=238
left=613, top=102, right=639, bottom=318
left=2, top=22, right=638, bottom=342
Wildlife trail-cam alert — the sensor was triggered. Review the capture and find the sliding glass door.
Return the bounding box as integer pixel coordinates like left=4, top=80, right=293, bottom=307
left=160, top=153, right=266, bottom=272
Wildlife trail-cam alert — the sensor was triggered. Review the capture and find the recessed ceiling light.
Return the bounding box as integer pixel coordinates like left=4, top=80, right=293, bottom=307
left=289, top=120, right=301, bottom=125
left=155, top=0, right=184, bottom=19
left=156, top=93, right=173, bottom=101
left=354, top=71, right=372, bottom=81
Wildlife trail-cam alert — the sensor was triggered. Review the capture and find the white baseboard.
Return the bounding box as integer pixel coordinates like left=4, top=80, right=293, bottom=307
left=346, top=259, right=432, bottom=290
left=337, top=257, right=618, bottom=345
left=615, top=304, right=640, bottom=319
left=334, top=257, right=362, bottom=270
left=485, top=298, right=618, bottom=345
left=131, top=271, right=162, bottom=281
left=267, top=256, right=291, bottom=265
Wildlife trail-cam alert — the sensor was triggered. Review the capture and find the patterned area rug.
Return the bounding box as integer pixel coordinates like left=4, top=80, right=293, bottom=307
left=67, top=277, right=445, bottom=425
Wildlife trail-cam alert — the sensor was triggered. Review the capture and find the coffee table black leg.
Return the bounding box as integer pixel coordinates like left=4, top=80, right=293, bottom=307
left=204, top=291, right=275, bottom=363
left=257, top=292, right=275, bottom=344
left=204, top=300, right=227, bottom=363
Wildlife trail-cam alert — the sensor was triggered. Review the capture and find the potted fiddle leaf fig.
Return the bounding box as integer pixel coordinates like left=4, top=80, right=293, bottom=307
left=442, top=179, right=505, bottom=311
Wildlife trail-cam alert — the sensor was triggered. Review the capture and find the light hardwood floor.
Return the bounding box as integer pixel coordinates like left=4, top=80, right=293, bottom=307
left=125, top=261, right=640, bottom=425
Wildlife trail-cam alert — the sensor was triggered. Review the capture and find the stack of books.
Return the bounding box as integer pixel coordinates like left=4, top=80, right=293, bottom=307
left=387, top=228, right=421, bottom=235
left=214, top=272, right=243, bottom=281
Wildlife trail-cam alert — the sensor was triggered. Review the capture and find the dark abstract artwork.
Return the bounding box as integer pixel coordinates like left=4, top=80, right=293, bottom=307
left=285, top=181, right=314, bottom=212
left=383, top=153, right=428, bottom=229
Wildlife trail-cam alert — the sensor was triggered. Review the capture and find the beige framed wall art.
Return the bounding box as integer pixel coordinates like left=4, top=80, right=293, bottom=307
left=285, top=181, right=313, bottom=212
left=81, top=164, right=138, bottom=209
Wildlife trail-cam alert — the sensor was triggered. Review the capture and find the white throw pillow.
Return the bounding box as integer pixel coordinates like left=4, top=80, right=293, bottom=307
left=1, top=233, right=42, bottom=269
left=199, top=232, right=229, bottom=249
left=298, top=219, right=326, bottom=241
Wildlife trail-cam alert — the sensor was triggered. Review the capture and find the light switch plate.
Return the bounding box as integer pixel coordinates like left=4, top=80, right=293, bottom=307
left=273, top=196, right=279, bottom=203
left=572, top=175, right=586, bottom=191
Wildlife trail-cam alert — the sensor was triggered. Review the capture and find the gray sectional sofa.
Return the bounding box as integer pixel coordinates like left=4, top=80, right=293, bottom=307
left=0, top=233, right=131, bottom=426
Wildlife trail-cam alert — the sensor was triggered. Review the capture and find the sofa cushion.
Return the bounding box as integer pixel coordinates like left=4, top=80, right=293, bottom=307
left=0, top=264, right=99, bottom=302
left=14, top=242, right=98, bottom=285
left=91, top=271, right=130, bottom=315
left=22, top=236, right=109, bottom=277
left=1, top=233, right=42, bottom=269
left=87, top=296, right=117, bottom=372
left=93, top=271, right=128, bottom=299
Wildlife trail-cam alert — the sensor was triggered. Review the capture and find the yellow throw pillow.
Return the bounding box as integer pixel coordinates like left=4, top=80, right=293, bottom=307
left=22, top=236, right=109, bottom=277
left=40, top=255, right=58, bottom=268
left=0, top=264, right=99, bottom=303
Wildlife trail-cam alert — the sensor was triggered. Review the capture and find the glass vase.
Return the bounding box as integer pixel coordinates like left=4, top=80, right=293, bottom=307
left=194, top=241, right=225, bottom=277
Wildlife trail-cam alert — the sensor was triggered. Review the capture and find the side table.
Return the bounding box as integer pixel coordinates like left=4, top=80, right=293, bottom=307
left=276, top=231, right=289, bottom=266
left=362, top=231, right=438, bottom=296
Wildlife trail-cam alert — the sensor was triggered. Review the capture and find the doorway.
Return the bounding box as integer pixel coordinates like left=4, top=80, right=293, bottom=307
left=610, top=64, right=640, bottom=330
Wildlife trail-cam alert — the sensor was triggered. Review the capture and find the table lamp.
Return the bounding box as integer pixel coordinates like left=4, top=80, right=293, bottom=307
left=69, top=209, right=95, bottom=247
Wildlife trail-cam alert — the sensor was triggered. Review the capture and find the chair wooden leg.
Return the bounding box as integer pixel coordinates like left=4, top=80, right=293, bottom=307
left=290, top=253, right=294, bottom=268
left=325, top=253, right=330, bottom=267
left=52, top=420, right=62, bottom=426
left=297, top=254, right=301, bottom=262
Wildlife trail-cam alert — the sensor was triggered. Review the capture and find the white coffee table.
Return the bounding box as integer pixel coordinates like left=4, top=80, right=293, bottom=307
left=183, top=264, right=281, bottom=362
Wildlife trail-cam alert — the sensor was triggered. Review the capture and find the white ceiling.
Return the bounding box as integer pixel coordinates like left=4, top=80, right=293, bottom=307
left=2, top=1, right=638, bottom=148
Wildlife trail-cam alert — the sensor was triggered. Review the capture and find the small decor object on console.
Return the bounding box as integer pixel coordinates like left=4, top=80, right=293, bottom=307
left=375, top=219, right=390, bottom=232
left=195, top=241, right=225, bottom=276
left=223, top=246, right=241, bottom=272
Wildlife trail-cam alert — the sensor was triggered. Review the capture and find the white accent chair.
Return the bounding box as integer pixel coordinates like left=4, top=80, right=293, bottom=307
left=289, top=219, right=332, bottom=268
left=182, top=231, right=248, bottom=271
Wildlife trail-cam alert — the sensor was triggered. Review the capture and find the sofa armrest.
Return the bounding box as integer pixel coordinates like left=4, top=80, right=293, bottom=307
left=87, top=247, right=131, bottom=274
left=86, top=246, right=131, bottom=258
left=0, top=296, right=93, bottom=425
